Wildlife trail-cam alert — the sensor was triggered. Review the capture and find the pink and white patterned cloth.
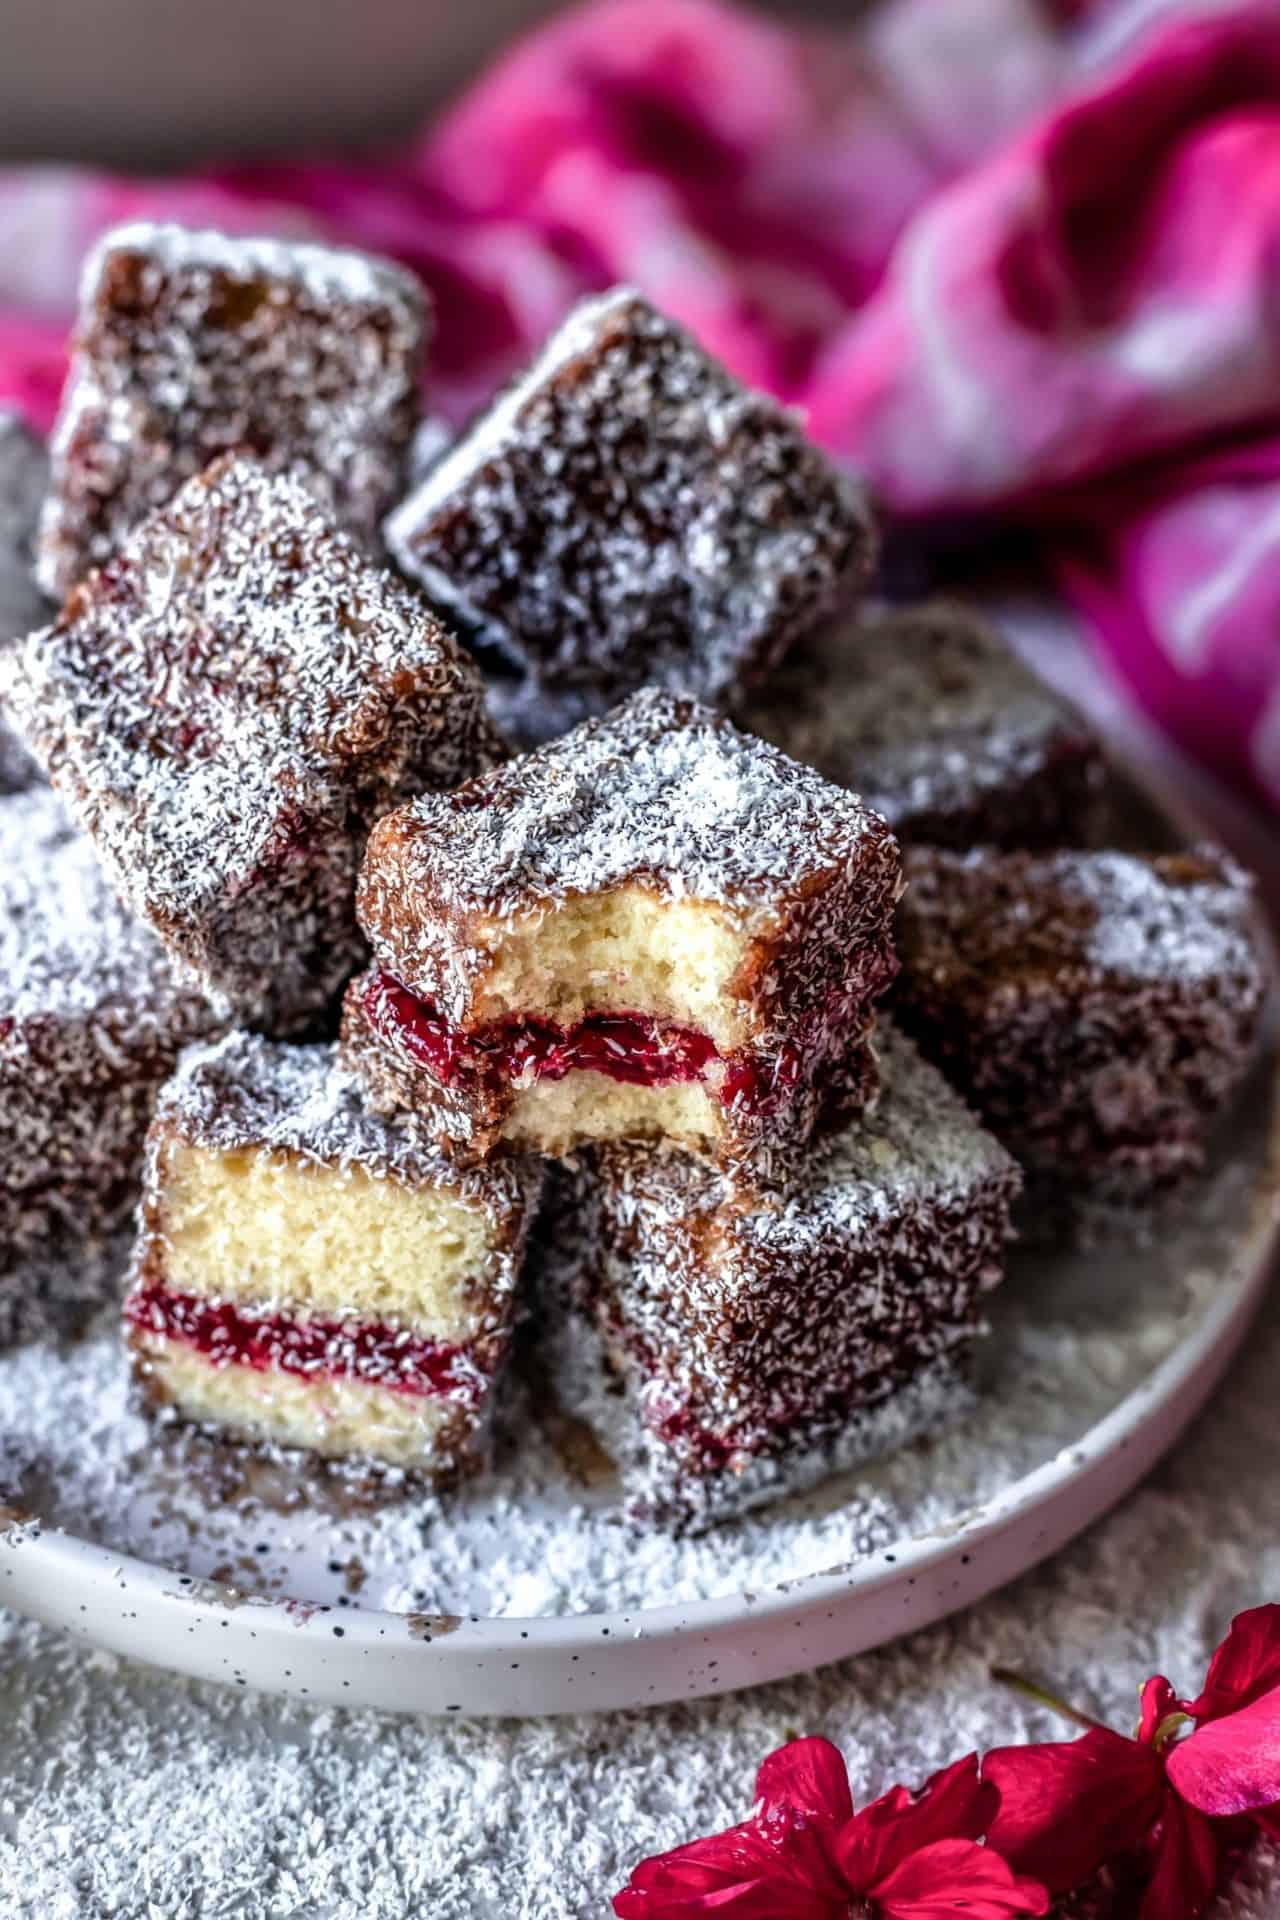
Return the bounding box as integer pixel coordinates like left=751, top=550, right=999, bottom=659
left=3, top=0, right=1279, bottom=815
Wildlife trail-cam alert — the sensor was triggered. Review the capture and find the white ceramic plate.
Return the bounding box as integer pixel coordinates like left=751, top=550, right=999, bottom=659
left=2, top=1020, right=1277, bottom=1716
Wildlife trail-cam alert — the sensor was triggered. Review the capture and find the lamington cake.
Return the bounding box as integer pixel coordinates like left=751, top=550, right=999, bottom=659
left=538, top=1024, right=1020, bottom=1528
left=3, top=455, right=502, bottom=1035
left=0, top=787, right=221, bottom=1343
left=341, top=689, right=901, bottom=1171
left=385, top=288, right=874, bottom=708
left=893, top=845, right=1268, bottom=1212
left=37, top=221, right=428, bottom=596
left=125, top=1032, right=543, bottom=1479
left=0, top=412, right=49, bottom=793
left=738, top=600, right=1104, bottom=849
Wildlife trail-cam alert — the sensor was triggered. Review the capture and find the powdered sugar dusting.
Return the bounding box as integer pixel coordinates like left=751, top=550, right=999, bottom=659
left=0, top=1049, right=1269, bottom=1613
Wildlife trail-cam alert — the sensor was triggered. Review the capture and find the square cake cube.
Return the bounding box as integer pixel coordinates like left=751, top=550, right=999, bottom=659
left=738, top=600, right=1104, bottom=850
left=125, top=1032, right=544, bottom=1480
left=0, top=788, right=221, bottom=1342
left=38, top=221, right=429, bottom=597
left=537, top=1024, right=1020, bottom=1528
left=0, top=412, right=50, bottom=794
left=4, top=455, right=503, bottom=1035
left=893, top=845, right=1268, bottom=1211
left=385, top=288, right=874, bottom=707
left=341, top=689, right=901, bottom=1171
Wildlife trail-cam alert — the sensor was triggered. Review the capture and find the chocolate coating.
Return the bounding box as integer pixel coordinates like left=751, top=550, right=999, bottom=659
left=0, top=787, right=221, bottom=1335
left=38, top=222, right=428, bottom=596
left=539, top=1024, right=1020, bottom=1527
left=893, top=844, right=1268, bottom=1209
left=386, top=288, right=874, bottom=708
left=738, top=599, right=1104, bottom=850
left=5, top=456, right=503, bottom=1035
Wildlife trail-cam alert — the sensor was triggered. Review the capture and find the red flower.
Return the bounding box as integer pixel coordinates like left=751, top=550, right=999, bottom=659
left=613, top=1735, right=1049, bottom=1920
left=986, top=1605, right=1280, bottom=1920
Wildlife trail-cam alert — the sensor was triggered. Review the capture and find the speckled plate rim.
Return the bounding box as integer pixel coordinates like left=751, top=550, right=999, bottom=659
left=4, top=1056, right=1278, bottom=1718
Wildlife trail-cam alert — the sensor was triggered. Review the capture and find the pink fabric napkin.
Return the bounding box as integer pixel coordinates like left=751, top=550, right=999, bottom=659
left=3, top=0, right=1278, bottom=814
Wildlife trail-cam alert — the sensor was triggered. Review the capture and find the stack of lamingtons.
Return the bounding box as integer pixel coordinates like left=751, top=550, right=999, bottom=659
left=0, top=224, right=1267, bottom=1528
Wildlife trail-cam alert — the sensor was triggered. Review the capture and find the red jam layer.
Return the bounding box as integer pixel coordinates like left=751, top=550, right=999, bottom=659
left=364, top=970, right=796, bottom=1114
left=125, top=1285, right=482, bottom=1403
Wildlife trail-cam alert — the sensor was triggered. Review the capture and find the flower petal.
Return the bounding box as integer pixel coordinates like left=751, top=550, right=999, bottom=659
left=985, top=1730, right=1165, bottom=1892
left=613, top=1819, right=831, bottom=1920
left=1183, top=1607, right=1280, bottom=1722
left=1166, top=1682, right=1280, bottom=1817
left=1138, top=1794, right=1219, bottom=1920
left=834, top=1754, right=995, bottom=1888
left=755, top=1737, right=854, bottom=1828
left=1139, top=1676, right=1179, bottom=1746
left=870, top=1837, right=1049, bottom=1920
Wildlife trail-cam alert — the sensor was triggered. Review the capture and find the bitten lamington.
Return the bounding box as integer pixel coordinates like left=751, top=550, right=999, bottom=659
left=539, top=1025, right=1020, bottom=1528
left=38, top=221, right=428, bottom=597
left=738, top=600, right=1103, bottom=850
left=342, top=690, right=901, bottom=1172
left=894, top=846, right=1267, bottom=1210
left=385, top=288, right=874, bottom=708
left=4, top=455, right=502, bottom=1035
left=0, top=788, right=221, bottom=1341
left=0, top=412, right=50, bottom=793
left=126, top=1032, right=543, bottom=1479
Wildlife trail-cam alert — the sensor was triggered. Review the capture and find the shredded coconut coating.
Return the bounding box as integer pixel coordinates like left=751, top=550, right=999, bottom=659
left=0, top=787, right=221, bottom=1306
left=4, top=456, right=504, bottom=1034
left=386, top=288, right=874, bottom=706
left=38, top=221, right=429, bottom=597
left=0, top=413, right=50, bottom=793
left=541, top=1024, right=1019, bottom=1527
left=152, top=1030, right=542, bottom=1236
left=132, top=1033, right=544, bottom=1481
left=738, top=598, right=1104, bottom=849
left=894, top=844, right=1269, bottom=1205
left=358, top=688, right=902, bottom=1039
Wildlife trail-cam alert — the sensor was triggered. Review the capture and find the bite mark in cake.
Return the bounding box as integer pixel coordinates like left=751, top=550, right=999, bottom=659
left=126, top=1031, right=543, bottom=1478
left=341, top=689, right=900, bottom=1171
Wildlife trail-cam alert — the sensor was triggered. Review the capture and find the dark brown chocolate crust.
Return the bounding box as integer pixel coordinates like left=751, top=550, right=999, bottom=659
left=339, top=964, right=881, bottom=1173
left=737, top=599, right=1105, bottom=850
left=4, top=456, right=504, bottom=1036
left=0, top=788, right=222, bottom=1310
left=386, top=288, right=874, bottom=707
left=132, top=1030, right=544, bottom=1349
left=38, top=222, right=429, bottom=597
left=0, top=412, right=50, bottom=794
left=893, top=845, right=1268, bottom=1205
left=537, top=1024, right=1019, bottom=1527
left=357, top=688, right=902, bottom=1044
